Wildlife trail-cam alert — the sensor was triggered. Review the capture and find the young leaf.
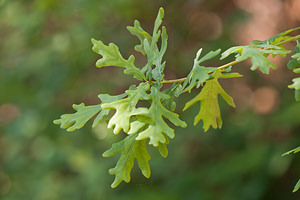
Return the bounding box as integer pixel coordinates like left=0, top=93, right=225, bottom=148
left=183, top=48, right=220, bottom=92
left=91, top=38, right=146, bottom=81
left=134, top=7, right=167, bottom=81
left=101, top=83, right=150, bottom=134
left=219, top=72, right=243, bottom=79
left=157, top=135, right=169, bottom=158
left=127, top=20, right=152, bottom=55
left=221, top=44, right=291, bottom=74
left=289, top=76, right=300, bottom=101
left=293, top=179, right=300, bottom=193
left=288, top=42, right=300, bottom=69
left=184, top=71, right=235, bottom=131
left=282, top=146, right=300, bottom=156
left=129, top=83, right=187, bottom=147
left=153, top=7, right=164, bottom=39
left=282, top=146, right=300, bottom=192
left=161, top=83, right=182, bottom=111
left=102, top=133, right=151, bottom=188
left=251, top=27, right=300, bottom=46
left=288, top=59, right=300, bottom=69
left=54, top=93, right=126, bottom=131
left=54, top=104, right=102, bottom=132
left=292, top=53, right=300, bottom=61
left=152, top=26, right=168, bottom=81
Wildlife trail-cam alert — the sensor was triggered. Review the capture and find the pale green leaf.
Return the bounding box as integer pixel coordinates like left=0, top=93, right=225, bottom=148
left=54, top=93, right=126, bottom=131
left=282, top=146, right=300, bottom=156
left=102, top=133, right=151, bottom=188
left=289, top=78, right=300, bottom=101
left=157, top=135, right=169, bottom=158
left=129, top=83, right=187, bottom=147
left=184, top=71, right=235, bottom=131
left=289, top=77, right=300, bottom=90
left=101, top=83, right=150, bottom=134
left=219, top=72, right=243, bottom=79
left=293, top=179, right=300, bottom=192
left=91, top=38, right=146, bottom=81
left=292, top=53, right=300, bottom=61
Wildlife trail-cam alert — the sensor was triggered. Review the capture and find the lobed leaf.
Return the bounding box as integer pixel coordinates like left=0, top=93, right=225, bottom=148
left=129, top=83, right=187, bottom=147
left=127, top=20, right=152, bottom=55
left=128, top=7, right=167, bottom=81
left=251, top=27, right=300, bottom=46
left=184, top=71, right=235, bottom=131
left=161, top=83, right=182, bottom=111
left=54, top=93, right=126, bottom=131
left=183, top=48, right=220, bottom=92
left=91, top=38, right=146, bottom=81
left=221, top=44, right=291, bottom=74
left=103, top=133, right=151, bottom=188
left=54, top=104, right=102, bottom=132
left=101, top=82, right=150, bottom=134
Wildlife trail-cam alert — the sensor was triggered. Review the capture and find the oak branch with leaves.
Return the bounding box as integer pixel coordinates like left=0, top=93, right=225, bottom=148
left=54, top=8, right=300, bottom=190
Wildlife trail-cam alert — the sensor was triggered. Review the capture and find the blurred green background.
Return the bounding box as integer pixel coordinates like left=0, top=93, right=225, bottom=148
left=1, top=0, right=300, bottom=199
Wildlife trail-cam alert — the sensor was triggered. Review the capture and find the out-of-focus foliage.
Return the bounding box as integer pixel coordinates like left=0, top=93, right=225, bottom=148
left=2, top=0, right=300, bottom=199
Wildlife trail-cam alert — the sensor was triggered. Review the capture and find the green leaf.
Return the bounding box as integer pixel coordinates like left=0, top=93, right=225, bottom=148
left=287, top=59, right=300, bottom=69
left=157, top=135, right=169, bottom=158
left=153, top=7, right=164, bottom=38
left=292, top=53, right=300, bottom=61
left=161, top=83, right=182, bottom=111
left=282, top=145, right=300, bottom=192
left=183, top=71, right=235, bottom=131
left=282, top=146, right=300, bottom=156
left=289, top=77, right=300, bottom=90
left=91, top=38, right=146, bottom=81
left=102, top=133, right=151, bottom=188
left=288, top=77, right=300, bottom=101
left=221, top=44, right=291, bottom=74
left=183, top=48, right=220, bottom=92
left=54, top=104, right=102, bottom=132
left=219, top=72, right=243, bottom=79
left=293, top=179, right=300, bottom=192
left=127, top=20, right=152, bottom=55
left=133, top=7, right=167, bottom=81
left=251, top=27, right=300, bottom=46
left=288, top=43, right=300, bottom=69
left=152, top=26, right=168, bottom=81
left=101, top=83, right=150, bottom=134
left=53, top=93, right=126, bottom=131
left=129, top=83, right=187, bottom=147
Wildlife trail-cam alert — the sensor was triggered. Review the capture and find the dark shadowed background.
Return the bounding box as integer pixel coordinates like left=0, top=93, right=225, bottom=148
left=1, top=0, right=300, bottom=199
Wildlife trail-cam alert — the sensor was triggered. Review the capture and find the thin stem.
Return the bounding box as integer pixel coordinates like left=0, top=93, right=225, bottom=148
left=161, top=77, right=186, bottom=84
left=161, top=60, right=241, bottom=84
left=159, top=34, right=300, bottom=85
left=213, top=60, right=240, bottom=72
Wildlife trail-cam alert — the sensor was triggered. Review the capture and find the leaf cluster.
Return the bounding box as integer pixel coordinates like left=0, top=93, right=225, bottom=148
left=54, top=7, right=300, bottom=190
